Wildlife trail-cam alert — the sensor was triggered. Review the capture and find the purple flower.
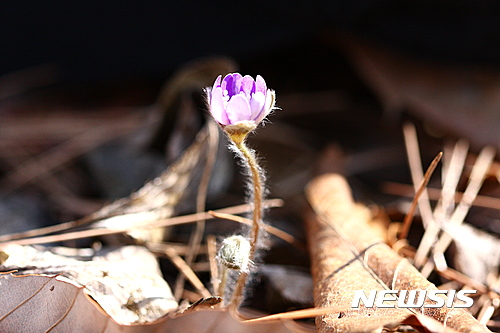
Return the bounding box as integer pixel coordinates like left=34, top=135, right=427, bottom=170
left=207, top=73, right=275, bottom=127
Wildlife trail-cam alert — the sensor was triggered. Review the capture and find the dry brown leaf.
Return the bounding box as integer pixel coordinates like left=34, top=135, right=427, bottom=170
left=402, top=313, right=461, bottom=333
left=304, top=175, right=411, bottom=332
left=0, top=272, right=313, bottom=333
left=1, top=245, right=177, bottom=324
left=305, top=173, right=491, bottom=333
left=0, top=273, right=113, bottom=333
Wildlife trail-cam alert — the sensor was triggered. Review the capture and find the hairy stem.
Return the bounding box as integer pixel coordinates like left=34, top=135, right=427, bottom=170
left=229, top=139, right=263, bottom=310
left=218, top=264, right=228, bottom=300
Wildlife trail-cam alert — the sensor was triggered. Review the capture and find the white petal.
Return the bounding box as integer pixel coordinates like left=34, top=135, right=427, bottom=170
left=255, top=89, right=275, bottom=124
left=212, top=75, right=222, bottom=90
left=226, top=94, right=251, bottom=124
left=209, top=86, right=230, bottom=125
left=255, top=75, right=267, bottom=94
left=249, top=92, right=265, bottom=120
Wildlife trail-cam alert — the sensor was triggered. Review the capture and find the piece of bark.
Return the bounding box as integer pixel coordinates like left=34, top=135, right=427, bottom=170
left=305, top=173, right=490, bottom=333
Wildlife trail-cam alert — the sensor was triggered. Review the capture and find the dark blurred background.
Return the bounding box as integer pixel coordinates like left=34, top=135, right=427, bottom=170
left=2, top=1, right=500, bottom=83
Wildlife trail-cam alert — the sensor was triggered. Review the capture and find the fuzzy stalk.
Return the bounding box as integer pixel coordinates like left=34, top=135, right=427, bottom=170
left=228, top=137, right=264, bottom=310
left=218, top=264, right=229, bottom=300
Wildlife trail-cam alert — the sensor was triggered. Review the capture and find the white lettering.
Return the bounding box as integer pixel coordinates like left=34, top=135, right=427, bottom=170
left=375, top=290, right=397, bottom=308
left=351, top=290, right=376, bottom=308
left=455, top=290, right=476, bottom=308
left=351, top=290, right=475, bottom=309
left=446, top=290, right=456, bottom=307
left=397, top=290, right=426, bottom=308
left=426, top=290, right=446, bottom=308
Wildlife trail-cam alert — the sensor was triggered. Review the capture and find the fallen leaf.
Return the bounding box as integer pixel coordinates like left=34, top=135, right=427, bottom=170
left=1, top=245, right=177, bottom=325
left=0, top=272, right=314, bottom=332
left=305, top=173, right=491, bottom=333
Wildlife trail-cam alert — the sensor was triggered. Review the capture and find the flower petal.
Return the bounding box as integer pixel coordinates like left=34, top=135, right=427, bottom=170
left=240, top=75, right=255, bottom=97
left=222, top=73, right=243, bottom=97
left=212, top=75, right=222, bottom=90
left=255, top=89, right=275, bottom=124
left=249, top=91, right=265, bottom=120
left=210, top=86, right=230, bottom=125
left=226, top=93, right=251, bottom=124
left=255, top=75, right=267, bottom=94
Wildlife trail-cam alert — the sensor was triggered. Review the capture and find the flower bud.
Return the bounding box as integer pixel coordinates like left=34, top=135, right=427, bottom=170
left=218, top=235, right=251, bottom=272
left=206, top=73, right=275, bottom=134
